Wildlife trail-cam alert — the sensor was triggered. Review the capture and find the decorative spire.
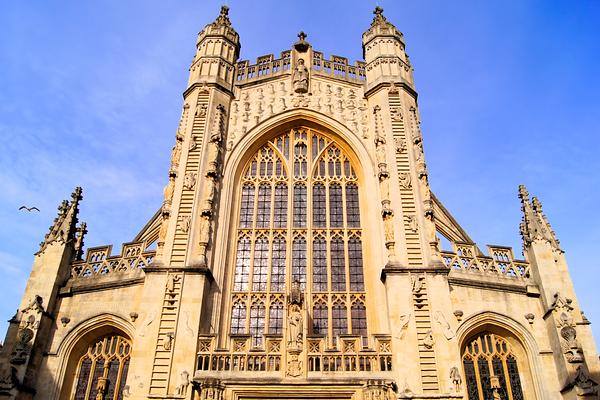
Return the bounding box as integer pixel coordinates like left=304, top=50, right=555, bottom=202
left=518, top=185, right=561, bottom=252
left=213, top=5, right=231, bottom=27
left=37, top=187, right=85, bottom=255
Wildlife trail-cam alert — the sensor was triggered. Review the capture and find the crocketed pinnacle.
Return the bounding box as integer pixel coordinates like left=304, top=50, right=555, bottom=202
left=37, top=187, right=86, bottom=256
left=518, top=184, right=561, bottom=252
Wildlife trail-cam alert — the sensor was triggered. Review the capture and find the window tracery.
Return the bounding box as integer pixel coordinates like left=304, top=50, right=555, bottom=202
left=72, top=334, right=131, bottom=400
left=229, top=127, right=367, bottom=349
left=462, top=333, right=525, bottom=400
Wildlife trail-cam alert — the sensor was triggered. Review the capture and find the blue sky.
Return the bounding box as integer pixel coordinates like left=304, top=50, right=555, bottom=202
left=0, top=1, right=599, bottom=347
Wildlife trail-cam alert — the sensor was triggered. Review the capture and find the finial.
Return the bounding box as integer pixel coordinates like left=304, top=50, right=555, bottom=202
left=518, top=184, right=529, bottom=202
left=213, top=4, right=232, bottom=27
left=293, top=31, right=310, bottom=52
left=531, top=197, right=543, bottom=212
left=372, top=6, right=386, bottom=23
left=220, top=5, right=229, bottom=17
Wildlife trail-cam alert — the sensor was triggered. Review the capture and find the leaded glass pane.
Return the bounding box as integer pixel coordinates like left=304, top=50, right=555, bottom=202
left=252, top=238, right=268, bottom=291
left=345, top=184, right=360, bottom=227
left=256, top=184, right=271, bottom=228
left=312, top=183, right=326, bottom=227
left=270, top=237, right=286, bottom=292
left=233, top=238, right=251, bottom=291
left=274, top=183, right=288, bottom=228
left=478, top=358, right=492, bottom=400
left=269, top=302, right=284, bottom=334
left=249, top=303, right=266, bottom=348
left=331, top=238, right=346, bottom=291
left=351, top=303, right=367, bottom=337
left=492, top=357, right=509, bottom=400
left=292, top=237, right=307, bottom=289
left=240, top=184, right=255, bottom=228
left=332, top=303, right=348, bottom=337
left=348, top=238, right=364, bottom=291
left=463, top=358, right=480, bottom=400
left=507, top=356, right=524, bottom=400
left=74, top=358, right=92, bottom=400
left=312, top=238, right=327, bottom=291
left=293, top=184, right=307, bottom=227
left=329, top=184, right=343, bottom=227
left=313, top=304, right=328, bottom=335
left=117, top=359, right=130, bottom=400
left=105, top=359, right=120, bottom=399
left=231, top=303, right=246, bottom=334
left=88, top=357, right=105, bottom=400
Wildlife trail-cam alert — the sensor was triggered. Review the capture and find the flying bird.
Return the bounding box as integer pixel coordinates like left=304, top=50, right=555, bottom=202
left=19, top=206, right=40, bottom=212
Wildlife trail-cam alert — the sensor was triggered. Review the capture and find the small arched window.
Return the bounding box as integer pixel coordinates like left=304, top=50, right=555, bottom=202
left=462, top=332, right=525, bottom=400
left=72, top=334, right=131, bottom=400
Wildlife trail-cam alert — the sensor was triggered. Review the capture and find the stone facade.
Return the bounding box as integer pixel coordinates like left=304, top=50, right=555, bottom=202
left=0, top=6, right=598, bottom=400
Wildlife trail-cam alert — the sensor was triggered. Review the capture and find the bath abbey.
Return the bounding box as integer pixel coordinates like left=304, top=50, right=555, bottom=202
left=1, top=5, right=598, bottom=400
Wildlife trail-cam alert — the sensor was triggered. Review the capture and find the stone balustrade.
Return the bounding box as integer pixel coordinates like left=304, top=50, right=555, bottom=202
left=70, top=241, right=155, bottom=279
left=196, top=334, right=392, bottom=374
left=442, top=242, right=530, bottom=279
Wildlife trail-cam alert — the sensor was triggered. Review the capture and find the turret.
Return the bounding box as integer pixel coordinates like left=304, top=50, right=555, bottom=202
left=0, top=188, right=86, bottom=396
left=518, top=185, right=600, bottom=395
left=187, top=5, right=241, bottom=92
left=362, top=6, right=414, bottom=93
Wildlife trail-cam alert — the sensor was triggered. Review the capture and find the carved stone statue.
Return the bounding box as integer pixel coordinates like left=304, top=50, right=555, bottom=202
left=287, top=304, right=303, bottom=350
left=175, top=370, right=190, bottom=395
left=292, top=58, right=309, bottom=94
left=163, top=175, right=176, bottom=206
left=450, top=366, right=462, bottom=392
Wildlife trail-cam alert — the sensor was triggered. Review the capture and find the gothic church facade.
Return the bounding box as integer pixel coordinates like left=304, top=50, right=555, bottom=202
left=1, top=6, right=598, bottom=400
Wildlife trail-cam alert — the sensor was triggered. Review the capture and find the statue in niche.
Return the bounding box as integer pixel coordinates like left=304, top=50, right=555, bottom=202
left=423, top=330, right=435, bottom=349
left=399, top=172, right=411, bottom=189
left=170, top=135, right=183, bottom=167
left=292, top=58, right=309, bottom=94
left=158, top=214, right=169, bottom=243
left=163, top=175, right=175, bottom=206
left=206, top=105, right=226, bottom=177
left=287, top=304, right=303, bottom=350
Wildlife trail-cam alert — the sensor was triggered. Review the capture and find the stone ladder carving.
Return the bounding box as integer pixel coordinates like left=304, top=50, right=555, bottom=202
left=412, top=276, right=440, bottom=392
left=170, top=91, right=210, bottom=266
left=149, top=273, right=184, bottom=395
left=388, top=91, right=423, bottom=267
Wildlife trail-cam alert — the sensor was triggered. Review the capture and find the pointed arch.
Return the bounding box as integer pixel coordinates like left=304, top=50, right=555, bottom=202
left=53, top=314, right=134, bottom=400
left=210, top=110, right=385, bottom=351
left=456, top=311, right=545, bottom=400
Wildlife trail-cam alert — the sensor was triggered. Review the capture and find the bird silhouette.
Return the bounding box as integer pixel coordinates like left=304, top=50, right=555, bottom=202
left=19, top=206, right=40, bottom=212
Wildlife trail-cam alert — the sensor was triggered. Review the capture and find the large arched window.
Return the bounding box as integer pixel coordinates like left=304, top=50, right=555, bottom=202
left=229, top=127, right=366, bottom=349
left=71, top=334, right=131, bottom=400
left=462, top=332, right=525, bottom=400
